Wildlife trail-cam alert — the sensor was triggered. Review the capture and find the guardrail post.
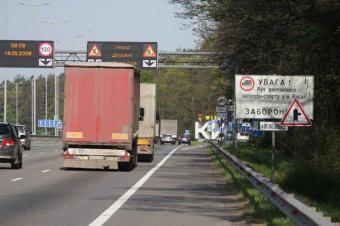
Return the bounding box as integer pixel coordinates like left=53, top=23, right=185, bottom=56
left=271, top=131, right=276, bottom=182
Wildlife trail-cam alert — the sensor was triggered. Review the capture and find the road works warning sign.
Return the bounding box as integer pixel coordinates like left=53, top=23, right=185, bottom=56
left=88, top=44, right=102, bottom=57
left=143, top=45, right=157, bottom=57
left=235, top=75, right=314, bottom=119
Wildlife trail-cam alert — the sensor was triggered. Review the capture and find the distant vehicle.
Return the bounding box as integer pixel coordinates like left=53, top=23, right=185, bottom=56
left=62, top=62, right=141, bottom=170
left=15, top=124, right=31, bottom=150
left=161, top=134, right=175, bottom=145
left=160, top=119, right=178, bottom=144
left=0, top=123, right=24, bottom=169
left=178, top=135, right=191, bottom=145
left=226, top=132, right=233, bottom=140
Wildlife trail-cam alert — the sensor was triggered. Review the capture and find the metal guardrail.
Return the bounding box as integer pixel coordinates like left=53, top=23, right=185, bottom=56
left=31, top=135, right=61, bottom=143
left=208, top=141, right=340, bottom=226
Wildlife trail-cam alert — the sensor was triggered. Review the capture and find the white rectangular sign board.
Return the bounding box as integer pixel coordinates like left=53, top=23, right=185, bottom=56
left=260, top=121, right=288, bottom=131
left=235, top=75, right=314, bottom=119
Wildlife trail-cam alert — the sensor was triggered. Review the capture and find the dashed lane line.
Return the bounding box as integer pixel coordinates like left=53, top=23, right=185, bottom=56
left=41, top=169, right=50, bottom=173
left=10, top=178, right=23, bottom=182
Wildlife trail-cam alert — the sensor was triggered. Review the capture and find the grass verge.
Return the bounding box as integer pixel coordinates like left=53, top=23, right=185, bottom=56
left=208, top=147, right=294, bottom=226
left=223, top=143, right=340, bottom=222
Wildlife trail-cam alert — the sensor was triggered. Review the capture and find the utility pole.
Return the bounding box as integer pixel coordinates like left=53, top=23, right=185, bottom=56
left=45, top=76, right=48, bottom=135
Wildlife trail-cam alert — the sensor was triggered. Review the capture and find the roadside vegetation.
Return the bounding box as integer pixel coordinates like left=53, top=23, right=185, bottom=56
left=170, top=0, right=340, bottom=220
left=216, top=141, right=340, bottom=223
left=208, top=147, right=294, bottom=226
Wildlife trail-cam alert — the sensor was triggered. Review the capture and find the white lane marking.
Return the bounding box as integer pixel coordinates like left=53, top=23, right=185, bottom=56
left=181, top=145, right=204, bottom=151
left=41, top=169, right=50, bottom=173
left=89, top=146, right=181, bottom=226
left=10, top=178, right=23, bottom=182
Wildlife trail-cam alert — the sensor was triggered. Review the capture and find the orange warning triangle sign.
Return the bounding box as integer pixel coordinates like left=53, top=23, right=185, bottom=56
left=143, top=45, right=156, bottom=58
left=88, top=44, right=102, bottom=57
left=281, top=99, right=312, bottom=126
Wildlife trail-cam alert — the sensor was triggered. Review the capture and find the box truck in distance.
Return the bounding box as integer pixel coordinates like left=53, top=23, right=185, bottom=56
left=160, top=119, right=178, bottom=144
left=62, top=62, right=141, bottom=170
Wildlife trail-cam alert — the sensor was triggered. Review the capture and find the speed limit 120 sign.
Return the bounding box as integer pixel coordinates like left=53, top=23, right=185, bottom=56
left=39, top=42, right=53, bottom=57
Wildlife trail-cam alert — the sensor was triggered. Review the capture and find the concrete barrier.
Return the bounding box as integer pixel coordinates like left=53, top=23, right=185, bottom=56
left=31, top=135, right=62, bottom=143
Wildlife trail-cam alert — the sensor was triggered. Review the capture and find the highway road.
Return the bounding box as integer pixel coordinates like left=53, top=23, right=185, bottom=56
left=0, top=142, right=251, bottom=226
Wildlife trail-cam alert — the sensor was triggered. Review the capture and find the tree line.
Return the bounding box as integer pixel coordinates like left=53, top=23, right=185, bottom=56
left=0, top=73, right=65, bottom=135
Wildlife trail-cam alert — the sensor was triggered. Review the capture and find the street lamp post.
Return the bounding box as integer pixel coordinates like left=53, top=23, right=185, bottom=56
left=15, top=82, right=22, bottom=124
left=45, top=76, right=48, bottom=135
left=4, top=70, right=7, bottom=123
left=31, top=77, right=34, bottom=134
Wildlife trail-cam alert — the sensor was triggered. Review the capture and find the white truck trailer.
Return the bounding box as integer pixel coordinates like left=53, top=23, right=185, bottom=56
left=137, top=83, right=156, bottom=162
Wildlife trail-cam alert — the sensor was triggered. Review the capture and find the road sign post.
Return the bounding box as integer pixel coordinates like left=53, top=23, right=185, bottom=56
left=271, top=131, right=276, bottom=182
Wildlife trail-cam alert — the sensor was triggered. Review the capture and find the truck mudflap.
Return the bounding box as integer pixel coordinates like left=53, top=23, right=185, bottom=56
left=63, top=148, right=130, bottom=169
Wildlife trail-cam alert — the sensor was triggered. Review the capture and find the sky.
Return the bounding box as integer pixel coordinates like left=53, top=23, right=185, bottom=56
left=0, top=0, right=197, bottom=80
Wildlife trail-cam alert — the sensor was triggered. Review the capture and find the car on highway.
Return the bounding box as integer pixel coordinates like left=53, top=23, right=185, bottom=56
left=160, top=134, right=175, bottom=145
left=15, top=124, right=31, bottom=150
left=178, top=134, right=191, bottom=145
left=0, top=123, right=24, bottom=169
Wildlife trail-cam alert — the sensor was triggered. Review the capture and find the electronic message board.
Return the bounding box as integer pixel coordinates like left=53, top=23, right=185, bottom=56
left=0, top=40, right=54, bottom=68
left=87, top=41, right=157, bottom=69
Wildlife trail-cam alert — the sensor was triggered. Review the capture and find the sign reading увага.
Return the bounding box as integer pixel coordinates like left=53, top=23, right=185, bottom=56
left=235, top=75, right=314, bottom=119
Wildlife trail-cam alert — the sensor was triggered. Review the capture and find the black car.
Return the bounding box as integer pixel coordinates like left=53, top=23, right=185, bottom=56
left=178, top=135, right=191, bottom=145
left=0, top=123, right=24, bottom=169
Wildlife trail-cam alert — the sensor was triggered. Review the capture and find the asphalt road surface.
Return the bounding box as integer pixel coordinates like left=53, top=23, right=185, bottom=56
left=0, top=142, right=251, bottom=226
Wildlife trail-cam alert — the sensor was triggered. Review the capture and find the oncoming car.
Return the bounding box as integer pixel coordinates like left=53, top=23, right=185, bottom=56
left=0, top=123, right=24, bottom=169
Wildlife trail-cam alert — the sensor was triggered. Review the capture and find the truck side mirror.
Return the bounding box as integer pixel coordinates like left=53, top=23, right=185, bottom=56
left=156, top=113, right=160, bottom=122
left=139, top=107, right=145, bottom=121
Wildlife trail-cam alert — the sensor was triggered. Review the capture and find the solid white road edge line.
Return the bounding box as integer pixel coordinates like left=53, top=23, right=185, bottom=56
left=88, top=145, right=182, bottom=226
left=10, top=178, right=23, bottom=182
left=41, top=169, right=50, bottom=173
left=181, top=145, right=204, bottom=151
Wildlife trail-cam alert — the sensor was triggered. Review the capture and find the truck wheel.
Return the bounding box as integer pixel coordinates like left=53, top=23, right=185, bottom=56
left=119, top=161, right=133, bottom=171
left=147, top=154, right=154, bottom=162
